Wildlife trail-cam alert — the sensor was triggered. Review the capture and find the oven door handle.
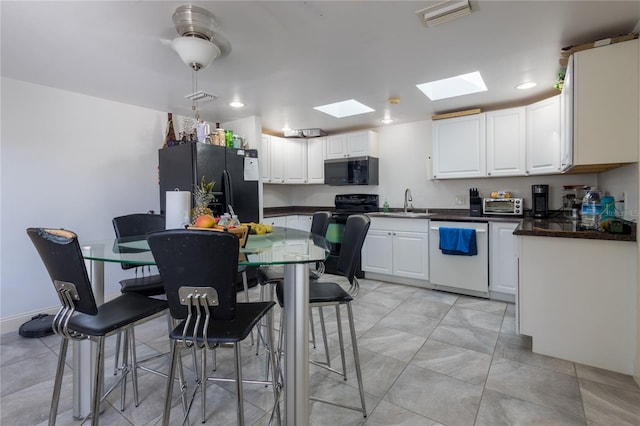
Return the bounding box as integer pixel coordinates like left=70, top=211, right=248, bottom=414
left=430, top=226, right=486, bottom=233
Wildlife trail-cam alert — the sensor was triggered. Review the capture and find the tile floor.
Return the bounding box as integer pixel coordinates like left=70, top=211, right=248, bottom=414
left=2, top=277, right=639, bottom=425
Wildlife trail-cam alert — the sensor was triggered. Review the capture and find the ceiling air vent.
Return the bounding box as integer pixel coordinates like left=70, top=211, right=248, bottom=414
left=284, top=128, right=327, bottom=138
left=185, top=91, right=217, bottom=103
left=416, top=0, right=471, bottom=27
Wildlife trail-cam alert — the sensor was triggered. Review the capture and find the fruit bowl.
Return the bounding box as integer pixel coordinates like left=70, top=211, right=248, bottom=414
left=187, top=224, right=249, bottom=248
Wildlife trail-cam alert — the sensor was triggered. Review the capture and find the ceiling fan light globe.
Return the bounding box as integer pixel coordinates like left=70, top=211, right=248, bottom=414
left=171, top=37, right=220, bottom=70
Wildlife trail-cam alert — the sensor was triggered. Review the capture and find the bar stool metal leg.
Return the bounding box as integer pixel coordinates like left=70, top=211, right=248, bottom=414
left=162, top=340, right=179, bottom=426
left=91, top=337, right=105, bottom=426
left=347, top=303, right=367, bottom=417
left=49, top=337, right=69, bottom=426
left=235, top=343, right=244, bottom=426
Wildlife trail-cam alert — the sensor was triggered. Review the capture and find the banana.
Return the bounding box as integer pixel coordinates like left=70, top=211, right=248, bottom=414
left=242, top=222, right=272, bottom=235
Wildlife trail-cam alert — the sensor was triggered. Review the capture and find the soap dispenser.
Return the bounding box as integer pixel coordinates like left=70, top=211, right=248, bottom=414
left=383, top=199, right=390, bottom=213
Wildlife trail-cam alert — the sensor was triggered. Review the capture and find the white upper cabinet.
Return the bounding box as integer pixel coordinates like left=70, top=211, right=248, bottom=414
left=260, top=134, right=271, bottom=182
left=325, top=130, right=378, bottom=159
left=432, top=113, right=486, bottom=179
left=261, top=134, right=285, bottom=183
left=570, top=39, right=639, bottom=170
left=560, top=55, right=574, bottom=172
left=262, top=135, right=324, bottom=184
left=306, top=137, right=325, bottom=184
left=486, top=107, right=526, bottom=177
left=270, top=136, right=286, bottom=183
left=326, top=134, right=347, bottom=159
left=526, top=95, right=561, bottom=175
left=284, top=139, right=307, bottom=184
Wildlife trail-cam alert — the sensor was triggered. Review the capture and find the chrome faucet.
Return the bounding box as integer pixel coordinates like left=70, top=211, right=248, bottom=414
left=404, top=188, right=413, bottom=213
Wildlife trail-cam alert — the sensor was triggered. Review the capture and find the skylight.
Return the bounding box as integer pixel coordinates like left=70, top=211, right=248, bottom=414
left=416, top=71, right=487, bottom=101
left=313, top=99, right=375, bottom=118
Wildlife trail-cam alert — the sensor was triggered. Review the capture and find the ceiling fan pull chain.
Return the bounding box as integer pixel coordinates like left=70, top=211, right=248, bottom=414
left=192, top=68, right=200, bottom=120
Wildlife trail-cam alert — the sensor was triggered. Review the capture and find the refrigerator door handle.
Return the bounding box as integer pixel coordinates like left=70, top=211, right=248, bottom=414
left=223, top=169, right=233, bottom=214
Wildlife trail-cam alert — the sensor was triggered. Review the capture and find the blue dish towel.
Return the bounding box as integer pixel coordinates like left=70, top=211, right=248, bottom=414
left=439, top=227, right=477, bottom=256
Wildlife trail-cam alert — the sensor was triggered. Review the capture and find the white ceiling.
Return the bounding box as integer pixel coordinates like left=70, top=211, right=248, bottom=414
left=2, top=1, right=639, bottom=135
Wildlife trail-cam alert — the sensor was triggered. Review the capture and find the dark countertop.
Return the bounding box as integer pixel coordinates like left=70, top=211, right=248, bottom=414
left=263, top=207, right=636, bottom=241
left=514, top=217, right=636, bottom=242
left=264, top=206, right=334, bottom=216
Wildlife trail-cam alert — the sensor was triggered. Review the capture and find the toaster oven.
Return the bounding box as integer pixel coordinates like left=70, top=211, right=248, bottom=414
left=482, top=198, right=523, bottom=216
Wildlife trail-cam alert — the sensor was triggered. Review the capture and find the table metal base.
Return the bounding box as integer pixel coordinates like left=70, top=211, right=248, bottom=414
left=283, top=263, right=310, bottom=425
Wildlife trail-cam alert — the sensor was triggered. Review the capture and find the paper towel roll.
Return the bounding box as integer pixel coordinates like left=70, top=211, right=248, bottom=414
left=165, top=190, right=191, bottom=229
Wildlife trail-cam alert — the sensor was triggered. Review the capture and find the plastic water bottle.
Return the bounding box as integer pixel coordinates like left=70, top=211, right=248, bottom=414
left=581, top=188, right=602, bottom=230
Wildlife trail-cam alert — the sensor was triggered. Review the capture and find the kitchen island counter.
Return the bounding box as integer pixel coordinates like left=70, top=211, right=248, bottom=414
left=517, top=233, right=637, bottom=374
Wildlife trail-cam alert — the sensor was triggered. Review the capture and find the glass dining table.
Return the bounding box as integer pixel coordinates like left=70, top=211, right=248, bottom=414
left=78, top=226, right=329, bottom=425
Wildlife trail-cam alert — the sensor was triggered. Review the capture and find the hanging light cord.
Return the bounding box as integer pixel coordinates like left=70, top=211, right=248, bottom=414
left=191, top=66, right=200, bottom=121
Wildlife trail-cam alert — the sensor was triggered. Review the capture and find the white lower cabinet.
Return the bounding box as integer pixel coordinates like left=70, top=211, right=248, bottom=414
left=361, top=230, right=393, bottom=275
left=287, top=215, right=312, bottom=232
left=265, top=216, right=287, bottom=227
left=489, top=222, right=518, bottom=295
left=264, top=215, right=311, bottom=231
left=361, top=218, right=429, bottom=281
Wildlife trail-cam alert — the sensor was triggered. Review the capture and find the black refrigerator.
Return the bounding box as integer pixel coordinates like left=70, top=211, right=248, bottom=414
left=159, top=142, right=260, bottom=289
left=158, top=142, right=260, bottom=223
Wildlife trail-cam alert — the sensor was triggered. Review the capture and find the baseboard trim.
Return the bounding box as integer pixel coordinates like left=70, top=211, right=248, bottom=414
left=0, top=306, right=59, bottom=334
left=0, top=292, right=121, bottom=335
left=364, top=272, right=429, bottom=288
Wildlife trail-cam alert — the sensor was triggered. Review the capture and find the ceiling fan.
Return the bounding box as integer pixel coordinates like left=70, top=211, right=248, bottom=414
left=166, top=4, right=231, bottom=68
left=167, top=5, right=233, bottom=117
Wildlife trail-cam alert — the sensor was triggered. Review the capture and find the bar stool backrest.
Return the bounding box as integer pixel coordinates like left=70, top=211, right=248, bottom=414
left=113, top=214, right=165, bottom=270
left=311, top=211, right=332, bottom=237
left=148, top=229, right=240, bottom=321
left=27, top=228, right=98, bottom=315
left=335, top=214, right=371, bottom=284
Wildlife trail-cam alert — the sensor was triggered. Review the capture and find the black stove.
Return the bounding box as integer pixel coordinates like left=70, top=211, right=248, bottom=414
left=325, top=194, right=378, bottom=277
left=334, top=193, right=380, bottom=215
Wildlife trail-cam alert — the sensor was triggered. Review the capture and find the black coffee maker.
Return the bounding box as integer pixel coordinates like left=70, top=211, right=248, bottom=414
left=532, top=184, right=549, bottom=218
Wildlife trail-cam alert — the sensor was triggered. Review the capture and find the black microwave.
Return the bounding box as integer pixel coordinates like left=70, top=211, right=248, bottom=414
left=324, top=156, right=379, bottom=186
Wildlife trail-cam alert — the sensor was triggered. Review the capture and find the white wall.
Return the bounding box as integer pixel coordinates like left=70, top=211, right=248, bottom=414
left=0, top=78, right=165, bottom=330
left=265, top=119, right=638, bottom=217
left=599, top=163, right=639, bottom=221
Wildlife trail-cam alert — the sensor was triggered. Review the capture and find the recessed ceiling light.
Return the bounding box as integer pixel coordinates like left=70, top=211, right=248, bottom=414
left=516, top=82, right=537, bottom=90
left=416, top=71, right=487, bottom=101
left=229, top=101, right=245, bottom=108
left=313, top=99, right=375, bottom=118
left=381, top=118, right=394, bottom=124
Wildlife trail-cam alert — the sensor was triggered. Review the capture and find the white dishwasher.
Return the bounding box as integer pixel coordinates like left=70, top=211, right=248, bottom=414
left=429, top=221, right=489, bottom=295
